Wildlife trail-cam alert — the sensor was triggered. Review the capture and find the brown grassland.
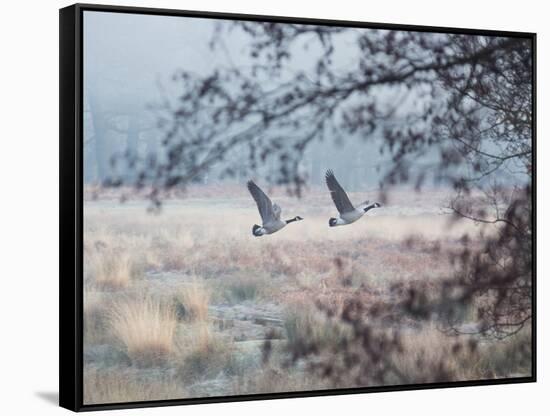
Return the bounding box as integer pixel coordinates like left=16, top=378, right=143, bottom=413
left=82, top=186, right=531, bottom=404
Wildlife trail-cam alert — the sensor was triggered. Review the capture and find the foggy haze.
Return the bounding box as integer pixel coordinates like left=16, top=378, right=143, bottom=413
left=83, top=11, right=526, bottom=192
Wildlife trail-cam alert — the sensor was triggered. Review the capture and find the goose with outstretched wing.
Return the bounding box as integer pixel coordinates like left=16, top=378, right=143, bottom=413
left=247, top=180, right=304, bottom=236
left=325, top=169, right=381, bottom=227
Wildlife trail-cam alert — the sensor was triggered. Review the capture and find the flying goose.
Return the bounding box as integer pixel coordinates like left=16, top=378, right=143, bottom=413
left=325, top=170, right=381, bottom=227
left=247, top=180, right=304, bottom=237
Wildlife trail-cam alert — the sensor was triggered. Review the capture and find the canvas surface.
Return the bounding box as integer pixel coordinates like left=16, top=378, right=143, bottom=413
left=81, top=10, right=533, bottom=405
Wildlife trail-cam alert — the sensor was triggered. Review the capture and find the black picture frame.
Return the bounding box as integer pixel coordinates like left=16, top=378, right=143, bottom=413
left=59, top=3, right=537, bottom=412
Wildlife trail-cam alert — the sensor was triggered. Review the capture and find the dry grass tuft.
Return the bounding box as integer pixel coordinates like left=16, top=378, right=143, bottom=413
left=391, top=325, right=530, bottom=383
left=87, top=251, right=134, bottom=290
left=283, top=300, right=348, bottom=350
left=231, top=366, right=329, bottom=395
left=176, top=280, right=210, bottom=322
left=220, top=273, right=264, bottom=303
left=393, top=326, right=481, bottom=383
left=83, top=291, right=110, bottom=345
left=109, top=296, right=177, bottom=367
left=83, top=367, right=185, bottom=404
left=176, top=322, right=236, bottom=381
left=477, top=326, right=532, bottom=378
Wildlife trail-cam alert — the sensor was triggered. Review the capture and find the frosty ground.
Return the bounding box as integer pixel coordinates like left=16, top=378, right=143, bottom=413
left=82, top=186, right=531, bottom=404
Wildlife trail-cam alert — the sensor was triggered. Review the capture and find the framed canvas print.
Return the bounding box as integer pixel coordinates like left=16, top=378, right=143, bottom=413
left=59, top=3, right=536, bottom=411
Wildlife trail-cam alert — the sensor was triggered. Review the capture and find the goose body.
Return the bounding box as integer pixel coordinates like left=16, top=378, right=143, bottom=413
left=247, top=180, right=303, bottom=236
left=325, top=170, right=381, bottom=227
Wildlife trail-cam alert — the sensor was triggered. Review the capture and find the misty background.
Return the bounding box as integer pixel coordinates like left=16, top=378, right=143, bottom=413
left=83, top=11, right=526, bottom=193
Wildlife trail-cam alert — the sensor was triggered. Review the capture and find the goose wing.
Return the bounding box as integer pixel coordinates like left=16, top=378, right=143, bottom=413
left=272, top=203, right=282, bottom=220
left=247, top=180, right=277, bottom=224
left=325, top=170, right=355, bottom=214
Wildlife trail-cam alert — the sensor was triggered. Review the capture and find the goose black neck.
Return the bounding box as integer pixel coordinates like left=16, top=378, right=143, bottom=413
left=364, top=203, right=378, bottom=213
left=286, top=218, right=298, bottom=224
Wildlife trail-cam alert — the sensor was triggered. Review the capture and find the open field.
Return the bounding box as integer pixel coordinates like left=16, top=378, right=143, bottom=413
left=82, top=187, right=531, bottom=404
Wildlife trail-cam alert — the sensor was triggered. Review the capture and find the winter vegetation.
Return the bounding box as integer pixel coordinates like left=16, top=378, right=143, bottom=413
left=82, top=186, right=531, bottom=403
left=82, top=10, right=533, bottom=404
